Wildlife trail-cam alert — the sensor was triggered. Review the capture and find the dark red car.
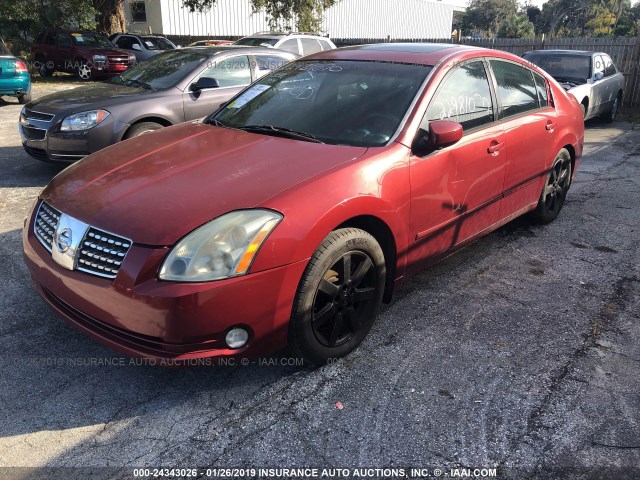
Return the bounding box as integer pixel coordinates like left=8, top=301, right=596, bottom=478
left=32, top=29, right=135, bottom=80
left=23, top=44, right=584, bottom=364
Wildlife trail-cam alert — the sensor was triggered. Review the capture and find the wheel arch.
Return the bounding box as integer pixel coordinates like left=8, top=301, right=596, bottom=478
left=121, top=116, right=173, bottom=140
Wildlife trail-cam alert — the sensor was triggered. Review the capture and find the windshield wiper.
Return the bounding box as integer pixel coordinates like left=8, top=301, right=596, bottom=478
left=237, top=125, right=324, bottom=143
left=125, top=79, right=155, bottom=90
left=208, top=118, right=227, bottom=127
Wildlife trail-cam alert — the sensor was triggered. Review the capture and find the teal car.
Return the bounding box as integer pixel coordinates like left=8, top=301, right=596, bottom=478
left=0, top=41, right=31, bottom=104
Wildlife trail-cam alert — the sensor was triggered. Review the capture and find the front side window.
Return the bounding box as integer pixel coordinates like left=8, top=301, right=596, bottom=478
left=255, top=55, right=288, bottom=78
left=143, top=36, right=174, bottom=50
left=490, top=60, right=539, bottom=118
left=115, top=36, right=137, bottom=50
left=425, top=61, right=494, bottom=131
left=211, top=60, right=431, bottom=147
left=198, top=55, right=251, bottom=87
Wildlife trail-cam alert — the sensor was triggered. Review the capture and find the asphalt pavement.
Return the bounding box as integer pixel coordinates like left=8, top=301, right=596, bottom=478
left=0, top=84, right=638, bottom=480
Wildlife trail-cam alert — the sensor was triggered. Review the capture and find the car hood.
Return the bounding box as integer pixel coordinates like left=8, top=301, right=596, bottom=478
left=41, top=122, right=368, bottom=245
left=27, top=83, right=163, bottom=114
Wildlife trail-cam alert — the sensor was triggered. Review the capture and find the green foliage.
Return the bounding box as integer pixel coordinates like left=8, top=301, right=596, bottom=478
left=536, top=0, right=638, bottom=37
left=497, top=13, right=536, bottom=38
left=182, top=0, right=339, bottom=32
left=461, top=0, right=519, bottom=36
left=0, top=0, right=96, bottom=46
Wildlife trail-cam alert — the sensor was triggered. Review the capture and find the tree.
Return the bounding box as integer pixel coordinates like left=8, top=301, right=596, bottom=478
left=497, top=13, right=536, bottom=38
left=93, top=0, right=126, bottom=35
left=182, top=0, right=340, bottom=32
left=461, top=0, right=519, bottom=36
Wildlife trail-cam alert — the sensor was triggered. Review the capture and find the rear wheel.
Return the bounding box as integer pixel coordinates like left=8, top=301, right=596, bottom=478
left=289, top=228, right=386, bottom=364
left=124, top=122, right=163, bottom=139
left=602, top=94, right=620, bottom=123
left=37, top=58, right=54, bottom=77
left=531, top=148, right=572, bottom=224
left=18, top=91, right=31, bottom=104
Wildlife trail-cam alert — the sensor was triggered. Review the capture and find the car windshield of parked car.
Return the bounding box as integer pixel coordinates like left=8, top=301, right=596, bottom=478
left=71, top=33, right=113, bottom=48
left=109, top=50, right=209, bottom=90
left=142, top=36, right=174, bottom=50
left=234, top=37, right=279, bottom=47
left=210, top=60, right=431, bottom=147
left=524, top=53, right=591, bottom=83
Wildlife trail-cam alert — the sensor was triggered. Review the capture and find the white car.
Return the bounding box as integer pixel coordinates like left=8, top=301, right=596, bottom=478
left=523, top=49, right=625, bottom=122
left=234, top=32, right=336, bottom=57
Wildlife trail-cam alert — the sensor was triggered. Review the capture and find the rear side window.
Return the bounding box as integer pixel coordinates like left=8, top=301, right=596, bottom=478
left=602, top=55, right=617, bottom=77
left=490, top=60, right=538, bottom=118
left=199, top=55, right=251, bottom=87
left=425, top=61, right=494, bottom=131
left=319, top=40, right=333, bottom=51
left=278, top=39, right=299, bottom=54
left=532, top=71, right=548, bottom=107
left=115, top=36, right=137, bottom=49
left=300, top=38, right=323, bottom=55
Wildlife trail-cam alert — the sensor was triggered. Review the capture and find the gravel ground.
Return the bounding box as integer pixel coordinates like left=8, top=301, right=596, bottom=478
left=0, top=84, right=639, bottom=480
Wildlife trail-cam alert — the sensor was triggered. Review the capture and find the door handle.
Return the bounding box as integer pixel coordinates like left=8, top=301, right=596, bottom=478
left=487, top=141, right=505, bottom=154
left=546, top=121, right=558, bottom=131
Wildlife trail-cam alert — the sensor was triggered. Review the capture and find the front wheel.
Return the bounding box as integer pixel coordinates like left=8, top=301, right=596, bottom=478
left=124, top=122, right=163, bottom=139
left=531, top=148, right=572, bottom=224
left=76, top=63, right=93, bottom=81
left=289, top=228, right=386, bottom=364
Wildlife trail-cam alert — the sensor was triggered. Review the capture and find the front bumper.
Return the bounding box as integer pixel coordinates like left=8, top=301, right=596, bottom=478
left=23, top=207, right=307, bottom=361
left=20, top=113, right=129, bottom=163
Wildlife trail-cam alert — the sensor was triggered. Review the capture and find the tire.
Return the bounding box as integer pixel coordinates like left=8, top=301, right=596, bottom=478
left=124, top=122, right=164, bottom=139
left=602, top=94, right=620, bottom=123
left=289, top=228, right=386, bottom=364
left=37, top=58, right=54, bottom=77
left=76, top=62, right=93, bottom=81
left=580, top=102, right=587, bottom=119
left=18, top=91, right=31, bottom=104
left=531, top=148, right=572, bottom=224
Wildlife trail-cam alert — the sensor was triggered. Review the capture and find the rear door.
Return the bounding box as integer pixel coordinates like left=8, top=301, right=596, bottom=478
left=53, top=31, right=73, bottom=70
left=488, top=59, right=558, bottom=215
left=182, top=54, right=252, bottom=121
left=408, top=59, right=506, bottom=269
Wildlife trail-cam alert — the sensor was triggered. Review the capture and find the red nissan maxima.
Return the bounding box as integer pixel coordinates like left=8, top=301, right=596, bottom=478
left=23, top=44, right=584, bottom=364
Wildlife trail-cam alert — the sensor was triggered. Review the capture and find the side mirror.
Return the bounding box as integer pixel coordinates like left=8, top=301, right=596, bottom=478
left=132, top=43, right=142, bottom=51
left=190, top=77, right=220, bottom=92
left=428, top=120, right=463, bottom=147
left=594, top=71, right=604, bottom=81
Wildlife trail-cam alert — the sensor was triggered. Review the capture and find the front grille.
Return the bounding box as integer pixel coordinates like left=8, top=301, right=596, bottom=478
left=106, top=55, right=131, bottom=65
left=24, top=109, right=54, bottom=122
left=76, top=228, right=131, bottom=279
left=23, top=145, right=48, bottom=161
left=22, top=125, right=46, bottom=140
left=34, top=202, right=61, bottom=252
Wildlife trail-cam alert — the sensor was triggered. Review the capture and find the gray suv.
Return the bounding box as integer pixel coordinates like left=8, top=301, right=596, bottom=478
left=234, top=32, right=336, bottom=56
left=20, top=46, right=298, bottom=163
left=109, top=33, right=177, bottom=61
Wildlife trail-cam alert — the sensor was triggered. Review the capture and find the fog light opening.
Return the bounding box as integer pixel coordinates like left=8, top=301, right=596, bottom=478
left=225, top=327, right=249, bottom=349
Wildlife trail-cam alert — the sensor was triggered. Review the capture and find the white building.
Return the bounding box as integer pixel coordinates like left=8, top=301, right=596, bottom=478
left=125, top=0, right=458, bottom=39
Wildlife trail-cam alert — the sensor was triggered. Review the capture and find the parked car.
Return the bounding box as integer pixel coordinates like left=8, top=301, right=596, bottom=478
left=32, top=28, right=135, bottom=81
left=109, top=33, right=177, bottom=62
left=0, top=39, right=31, bottom=104
left=23, top=44, right=584, bottom=364
left=522, top=49, right=625, bottom=122
left=189, top=39, right=234, bottom=47
left=20, top=46, right=297, bottom=163
left=234, top=32, right=336, bottom=56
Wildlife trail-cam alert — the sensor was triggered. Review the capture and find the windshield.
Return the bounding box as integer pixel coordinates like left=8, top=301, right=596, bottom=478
left=109, top=50, right=208, bottom=90
left=523, top=53, right=591, bottom=82
left=142, top=36, right=174, bottom=50
left=71, top=33, right=113, bottom=48
left=234, top=37, right=279, bottom=47
left=209, top=60, right=431, bottom=147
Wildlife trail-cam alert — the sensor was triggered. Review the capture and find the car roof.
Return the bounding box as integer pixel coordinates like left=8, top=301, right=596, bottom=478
left=524, top=50, right=596, bottom=56
left=307, top=43, right=492, bottom=65
left=179, top=45, right=298, bottom=56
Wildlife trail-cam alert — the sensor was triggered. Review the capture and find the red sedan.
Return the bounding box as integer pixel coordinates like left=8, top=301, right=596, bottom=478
left=23, top=44, right=584, bottom=364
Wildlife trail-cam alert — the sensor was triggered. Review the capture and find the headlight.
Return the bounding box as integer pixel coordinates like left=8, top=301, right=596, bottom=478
left=159, top=210, right=282, bottom=282
left=93, top=54, right=107, bottom=63
left=60, top=110, right=110, bottom=131
left=128, top=54, right=136, bottom=62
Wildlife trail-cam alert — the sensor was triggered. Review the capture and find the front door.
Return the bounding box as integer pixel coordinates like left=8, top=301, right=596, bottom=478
left=182, top=54, right=252, bottom=122
left=408, top=60, right=506, bottom=272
